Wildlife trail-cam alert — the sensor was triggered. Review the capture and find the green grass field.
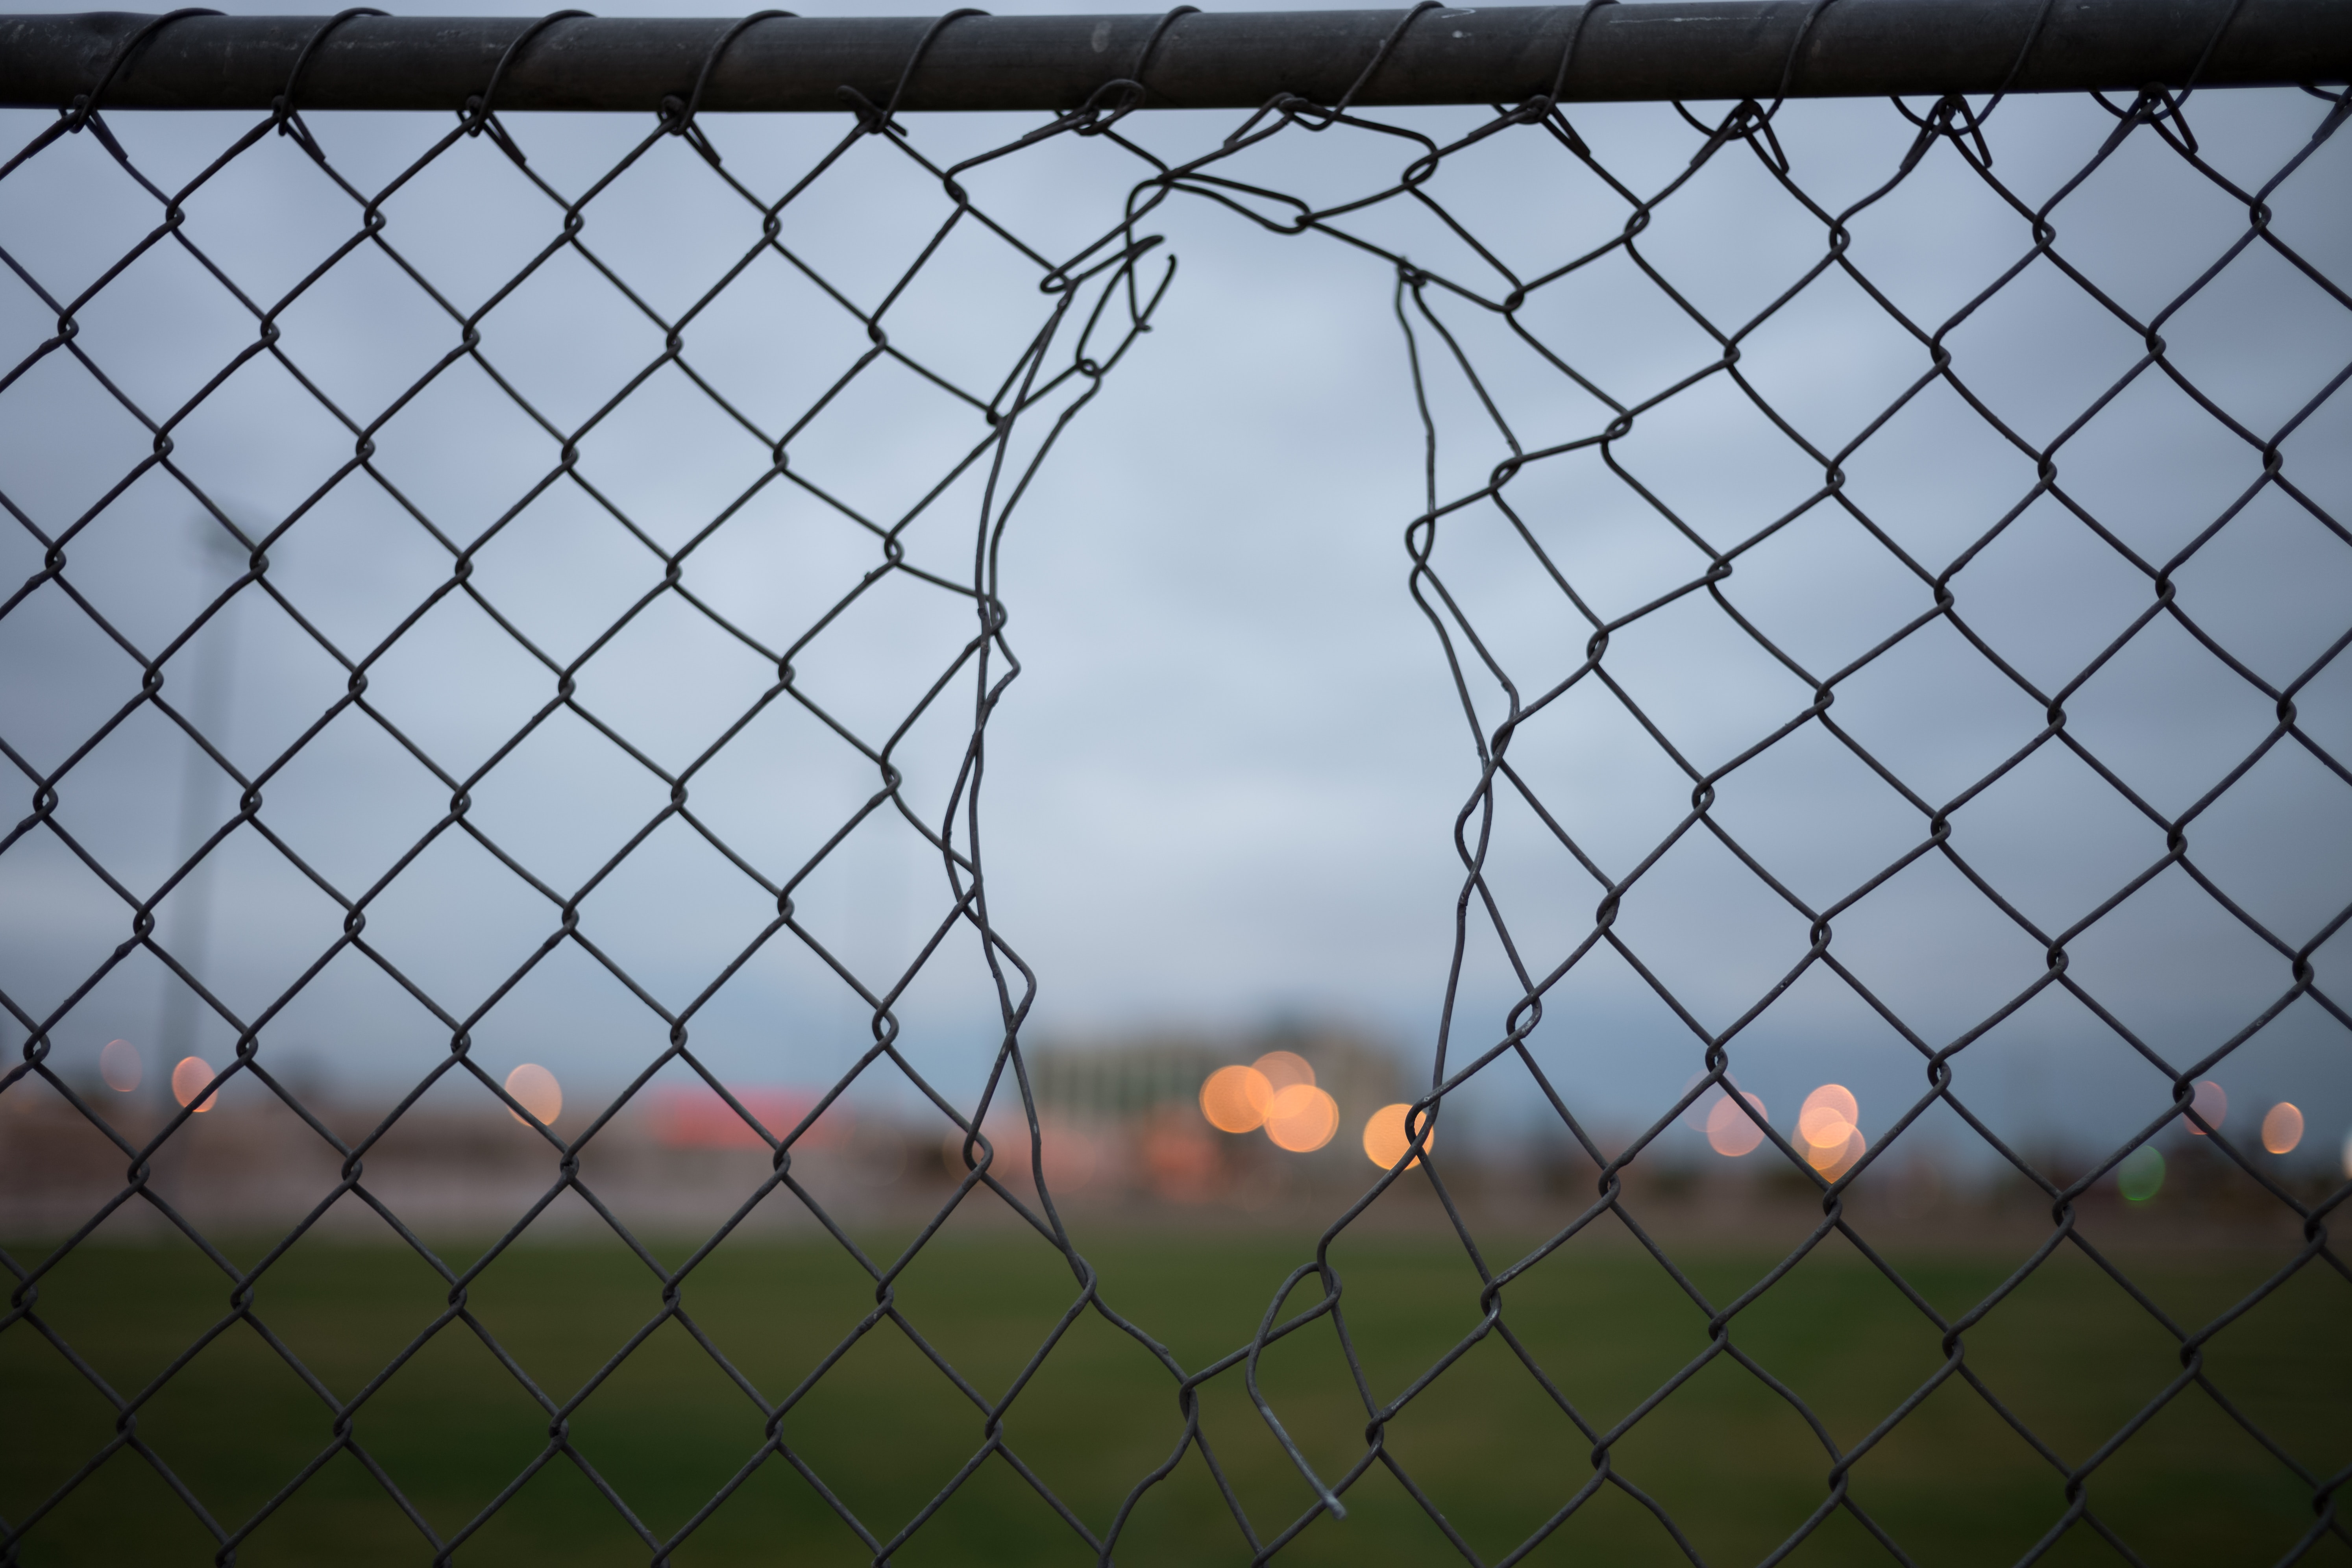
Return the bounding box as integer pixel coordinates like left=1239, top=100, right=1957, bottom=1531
left=3, top=1225, right=2345, bottom=1566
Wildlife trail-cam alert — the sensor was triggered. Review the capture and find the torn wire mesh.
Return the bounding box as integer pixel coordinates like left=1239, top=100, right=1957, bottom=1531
left=2, top=9, right=2350, bottom=1566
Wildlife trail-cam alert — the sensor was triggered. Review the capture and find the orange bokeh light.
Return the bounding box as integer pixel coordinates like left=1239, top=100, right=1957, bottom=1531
left=506, top=1063, right=562, bottom=1127
left=2183, top=1079, right=2226, bottom=1135
left=170, top=1056, right=217, bottom=1113
left=1361, top=1103, right=1432, bottom=1169
left=1798, top=1084, right=1858, bottom=1150
left=1252, top=1051, right=1315, bottom=1093
left=100, top=1038, right=141, bottom=1094
left=1265, top=1084, right=1339, bottom=1152
left=1806, top=1128, right=1867, bottom=1178
left=1200, top=1065, right=1274, bottom=1133
left=1705, top=1092, right=1767, bottom=1157
left=2261, top=1102, right=2303, bottom=1156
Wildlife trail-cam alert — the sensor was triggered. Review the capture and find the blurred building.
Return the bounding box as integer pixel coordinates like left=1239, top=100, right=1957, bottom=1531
left=1015, top=1024, right=1408, bottom=1205
left=1029, top=1025, right=1403, bottom=1132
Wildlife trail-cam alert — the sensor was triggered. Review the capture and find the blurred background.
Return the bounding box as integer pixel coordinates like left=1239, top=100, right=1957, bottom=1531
left=1, top=1, right=2349, bottom=1561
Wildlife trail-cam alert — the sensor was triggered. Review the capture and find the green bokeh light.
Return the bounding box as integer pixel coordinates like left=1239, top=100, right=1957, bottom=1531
left=2118, top=1145, right=2165, bottom=1203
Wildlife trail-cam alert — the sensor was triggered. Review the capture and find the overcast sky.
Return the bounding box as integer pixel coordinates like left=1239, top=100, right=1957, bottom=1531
left=2, top=4, right=2347, bottom=1173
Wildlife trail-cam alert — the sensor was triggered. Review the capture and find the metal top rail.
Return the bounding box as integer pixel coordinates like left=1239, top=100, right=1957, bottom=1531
left=2, top=0, right=2346, bottom=115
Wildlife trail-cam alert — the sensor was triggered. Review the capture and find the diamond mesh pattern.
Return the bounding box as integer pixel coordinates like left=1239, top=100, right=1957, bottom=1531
left=2, top=8, right=2348, bottom=1566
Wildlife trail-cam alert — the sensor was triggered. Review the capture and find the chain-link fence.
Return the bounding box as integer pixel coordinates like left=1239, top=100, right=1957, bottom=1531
left=3, top=4, right=2349, bottom=1564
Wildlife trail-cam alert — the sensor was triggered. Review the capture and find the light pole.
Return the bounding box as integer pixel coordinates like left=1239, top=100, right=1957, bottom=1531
left=152, top=519, right=249, bottom=1110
